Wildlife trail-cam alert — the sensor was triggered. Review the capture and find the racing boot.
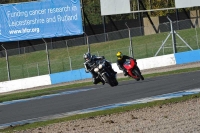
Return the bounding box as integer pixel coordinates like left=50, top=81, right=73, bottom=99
left=123, top=70, right=128, bottom=76
left=101, top=80, right=105, bottom=85
left=93, top=78, right=100, bottom=84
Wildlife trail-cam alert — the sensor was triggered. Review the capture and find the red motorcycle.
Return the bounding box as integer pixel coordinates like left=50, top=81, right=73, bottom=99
left=123, top=58, right=144, bottom=81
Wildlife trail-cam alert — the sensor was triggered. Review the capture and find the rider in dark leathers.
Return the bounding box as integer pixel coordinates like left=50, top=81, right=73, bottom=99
left=83, top=52, right=117, bottom=85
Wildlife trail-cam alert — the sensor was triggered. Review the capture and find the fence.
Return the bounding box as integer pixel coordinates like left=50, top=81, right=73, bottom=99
left=0, top=18, right=200, bottom=82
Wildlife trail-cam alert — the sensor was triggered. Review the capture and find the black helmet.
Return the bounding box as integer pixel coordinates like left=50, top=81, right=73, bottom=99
left=83, top=52, right=91, bottom=61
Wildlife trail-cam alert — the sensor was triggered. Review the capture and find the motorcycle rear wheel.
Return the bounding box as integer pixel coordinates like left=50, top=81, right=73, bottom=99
left=136, top=66, right=144, bottom=80
left=132, top=69, right=142, bottom=81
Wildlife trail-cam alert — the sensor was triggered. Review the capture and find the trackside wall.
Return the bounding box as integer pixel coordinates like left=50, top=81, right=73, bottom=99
left=50, top=68, right=92, bottom=84
left=175, top=49, right=200, bottom=64
left=0, top=75, right=51, bottom=93
left=0, top=49, right=200, bottom=94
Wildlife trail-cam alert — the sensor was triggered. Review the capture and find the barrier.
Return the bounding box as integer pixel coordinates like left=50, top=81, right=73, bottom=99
left=50, top=68, right=92, bottom=85
left=0, top=75, right=51, bottom=93
left=111, top=54, right=176, bottom=73
left=137, top=54, right=176, bottom=70
left=0, top=50, right=199, bottom=94
left=175, top=49, right=200, bottom=64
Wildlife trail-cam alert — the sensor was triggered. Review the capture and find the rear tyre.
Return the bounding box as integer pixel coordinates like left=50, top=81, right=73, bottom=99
left=135, top=66, right=144, bottom=80
left=132, top=69, right=142, bottom=81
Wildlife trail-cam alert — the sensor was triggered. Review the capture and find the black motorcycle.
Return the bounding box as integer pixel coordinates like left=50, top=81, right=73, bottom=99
left=92, top=59, right=118, bottom=87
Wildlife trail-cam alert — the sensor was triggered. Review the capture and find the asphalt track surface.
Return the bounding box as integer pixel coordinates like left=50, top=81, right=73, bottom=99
left=0, top=71, right=200, bottom=126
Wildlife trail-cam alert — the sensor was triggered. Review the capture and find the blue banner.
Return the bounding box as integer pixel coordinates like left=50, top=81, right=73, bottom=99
left=0, top=0, right=83, bottom=42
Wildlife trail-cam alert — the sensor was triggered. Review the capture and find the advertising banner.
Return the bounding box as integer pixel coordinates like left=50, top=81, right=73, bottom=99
left=100, top=0, right=130, bottom=16
left=175, top=0, right=200, bottom=8
left=0, top=0, right=83, bottom=42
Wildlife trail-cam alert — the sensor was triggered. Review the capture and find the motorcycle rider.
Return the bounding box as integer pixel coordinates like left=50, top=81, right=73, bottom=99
left=83, top=52, right=117, bottom=85
left=116, top=51, right=143, bottom=77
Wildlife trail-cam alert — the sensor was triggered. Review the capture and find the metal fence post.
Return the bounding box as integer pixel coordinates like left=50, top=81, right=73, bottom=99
left=125, top=22, right=134, bottom=58
left=42, top=38, right=51, bottom=74
left=37, top=63, right=40, bottom=76
left=21, top=64, right=24, bottom=78
left=1, top=44, right=11, bottom=81
left=102, top=16, right=107, bottom=42
left=26, top=64, right=29, bottom=77
left=195, top=19, right=199, bottom=49
left=85, top=33, right=90, bottom=53
left=109, top=45, right=112, bottom=62
left=65, top=40, right=70, bottom=57
left=69, top=57, right=72, bottom=71
left=167, top=16, right=177, bottom=53
left=96, top=51, right=99, bottom=56
left=65, top=40, right=72, bottom=71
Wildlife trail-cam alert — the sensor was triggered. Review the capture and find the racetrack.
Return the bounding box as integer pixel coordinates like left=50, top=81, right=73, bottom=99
left=0, top=70, right=200, bottom=129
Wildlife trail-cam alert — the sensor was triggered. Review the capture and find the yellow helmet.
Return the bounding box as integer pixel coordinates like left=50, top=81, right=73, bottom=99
left=116, top=52, right=123, bottom=60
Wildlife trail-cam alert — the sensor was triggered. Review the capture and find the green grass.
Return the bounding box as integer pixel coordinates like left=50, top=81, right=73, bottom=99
left=0, top=27, right=200, bottom=81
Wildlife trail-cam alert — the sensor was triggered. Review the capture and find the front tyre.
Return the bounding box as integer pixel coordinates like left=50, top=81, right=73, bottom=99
left=112, top=78, right=118, bottom=86
left=102, top=74, right=117, bottom=87
left=102, top=74, right=112, bottom=87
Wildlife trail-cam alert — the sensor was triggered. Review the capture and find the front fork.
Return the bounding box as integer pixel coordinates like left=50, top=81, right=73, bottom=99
left=99, top=72, right=109, bottom=83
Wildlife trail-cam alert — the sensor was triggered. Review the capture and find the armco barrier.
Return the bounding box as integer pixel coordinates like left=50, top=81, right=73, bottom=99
left=50, top=68, right=92, bottom=85
left=175, top=49, right=200, bottom=64
left=0, top=75, right=51, bottom=93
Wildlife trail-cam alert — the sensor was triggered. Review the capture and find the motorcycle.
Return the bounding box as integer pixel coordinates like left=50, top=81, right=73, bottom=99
left=93, top=59, right=118, bottom=87
left=123, top=58, right=144, bottom=81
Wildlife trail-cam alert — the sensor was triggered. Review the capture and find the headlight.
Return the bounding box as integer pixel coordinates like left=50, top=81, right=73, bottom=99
left=99, top=64, right=103, bottom=69
left=94, top=68, right=99, bottom=72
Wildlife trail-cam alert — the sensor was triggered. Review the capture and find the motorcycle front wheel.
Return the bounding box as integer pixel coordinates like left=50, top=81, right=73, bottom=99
left=102, top=74, right=117, bottom=87
left=112, top=77, right=118, bottom=86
